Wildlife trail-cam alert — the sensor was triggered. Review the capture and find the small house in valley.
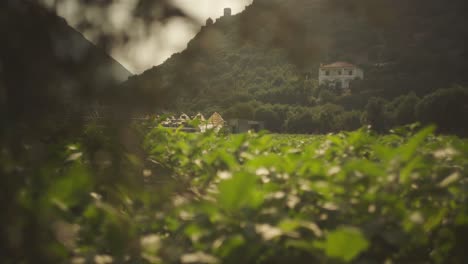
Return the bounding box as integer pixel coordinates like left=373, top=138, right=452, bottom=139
left=318, top=62, right=363, bottom=89
left=200, top=112, right=225, bottom=132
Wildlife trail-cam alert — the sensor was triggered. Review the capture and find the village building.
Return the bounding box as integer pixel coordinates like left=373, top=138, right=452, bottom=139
left=192, top=112, right=206, bottom=121
left=161, top=113, right=197, bottom=132
left=318, top=62, right=363, bottom=89
left=159, top=112, right=265, bottom=134
left=161, top=112, right=225, bottom=133
left=179, top=113, right=190, bottom=121
left=200, top=112, right=225, bottom=132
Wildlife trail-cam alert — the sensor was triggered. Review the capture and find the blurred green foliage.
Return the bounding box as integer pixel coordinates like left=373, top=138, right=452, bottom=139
left=5, top=124, right=466, bottom=263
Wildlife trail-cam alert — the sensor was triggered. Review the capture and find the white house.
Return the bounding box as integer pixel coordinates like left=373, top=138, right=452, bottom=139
left=318, top=62, right=364, bottom=89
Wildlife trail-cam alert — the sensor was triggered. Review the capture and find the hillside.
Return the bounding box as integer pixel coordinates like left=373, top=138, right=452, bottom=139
left=0, top=0, right=132, bottom=132
left=124, top=0, right=468, bottom=134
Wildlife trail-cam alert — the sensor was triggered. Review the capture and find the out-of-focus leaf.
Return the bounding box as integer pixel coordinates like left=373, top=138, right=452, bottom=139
left=438, top=172, right=461, bottom=188
left=315, top=227, right=369, bottom=262
left=216, top=235, right=245, bottom=257
left=398, top=126, right=435, bottom=161
left=66, top=152, right=82, bottom=162
left=181, top=252, right=219, bottom=264
left=218, top=172, right=263, bottom=211
left=47, top=164, right=91, bottom=209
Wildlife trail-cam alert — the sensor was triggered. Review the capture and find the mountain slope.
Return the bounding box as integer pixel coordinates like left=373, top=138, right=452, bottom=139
left=124, top=0, right=468, bottom=128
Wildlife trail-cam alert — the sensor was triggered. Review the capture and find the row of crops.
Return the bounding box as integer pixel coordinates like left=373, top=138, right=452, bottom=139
left=132, top=126, right=467, bottom=263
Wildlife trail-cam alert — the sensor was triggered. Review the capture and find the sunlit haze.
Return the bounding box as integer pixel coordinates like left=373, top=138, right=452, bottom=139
left=51, top=0, right=253, bottom=74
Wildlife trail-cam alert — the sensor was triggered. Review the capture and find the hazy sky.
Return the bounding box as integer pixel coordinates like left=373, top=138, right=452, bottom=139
left=51, top=0, right=253, bottom=74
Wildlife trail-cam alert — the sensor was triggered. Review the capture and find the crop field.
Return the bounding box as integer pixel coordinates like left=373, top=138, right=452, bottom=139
left=133, top=126, right=468, bottom=263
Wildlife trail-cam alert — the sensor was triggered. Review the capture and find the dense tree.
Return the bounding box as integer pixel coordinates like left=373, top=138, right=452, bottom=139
left=254, top=105, right=282, bottom=132
left=337, top=110, right=362, bottom=131
left=416, top=86, right=468, bottom=135
left=317, top=89, right=338, bottom=104
left=285, top=109, right=317, bottom=134
left=314, top=103, right=344, bottom=133
left=363, top=97, right=388, bottom=133
left=223, top=101, right=257, bottom=120
left=387, top=92, right=420, bottom=126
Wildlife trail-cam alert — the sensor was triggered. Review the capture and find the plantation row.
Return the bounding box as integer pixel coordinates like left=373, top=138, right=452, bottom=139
left=136, top=126, right=468, bottom=263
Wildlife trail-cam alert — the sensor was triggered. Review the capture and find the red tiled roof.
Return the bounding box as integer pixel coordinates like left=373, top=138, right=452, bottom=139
left=320, top=62, right=357, bottom=68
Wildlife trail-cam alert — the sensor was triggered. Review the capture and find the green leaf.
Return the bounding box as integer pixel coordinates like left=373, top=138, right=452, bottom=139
left=47, top=164, right=91, bottom=209
left=218, top=172, right=263, bottom=211
left=217, top=235, right=245, bottom=257
left=316, top=227, right=369, bottom=262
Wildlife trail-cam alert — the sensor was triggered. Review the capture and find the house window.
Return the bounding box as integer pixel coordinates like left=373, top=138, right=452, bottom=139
left=325, top=70, right=330, bottom=76
left=338, top=70, right=342, bottom=75
left=348, top=70, right=353, bottom=75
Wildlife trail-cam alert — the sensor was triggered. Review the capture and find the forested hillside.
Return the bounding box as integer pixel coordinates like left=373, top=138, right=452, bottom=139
left=124, top=0, right=468, bottom=135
